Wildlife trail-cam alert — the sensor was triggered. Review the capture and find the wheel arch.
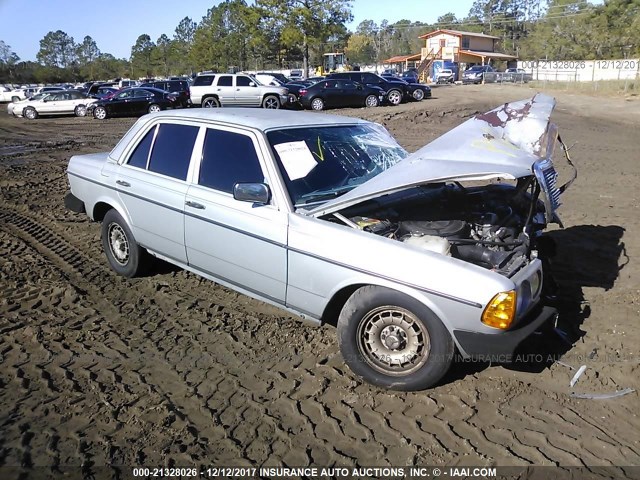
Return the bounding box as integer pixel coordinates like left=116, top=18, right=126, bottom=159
left=92, top=200, right=130, bottom=226
left=201, top=94, right=219, bottom=103
left=320, top=277, right=456, bottom=337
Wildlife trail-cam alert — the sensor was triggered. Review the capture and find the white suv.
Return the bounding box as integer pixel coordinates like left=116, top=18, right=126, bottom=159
left=190, top=73, right=288, bottom=109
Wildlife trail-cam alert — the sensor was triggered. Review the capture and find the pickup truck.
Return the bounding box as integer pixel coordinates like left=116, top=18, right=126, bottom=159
left=0, top=86, right=27, bottom=103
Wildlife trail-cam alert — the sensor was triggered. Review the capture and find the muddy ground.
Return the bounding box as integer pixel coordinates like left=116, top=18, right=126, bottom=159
left=0, top=84, right=639, bottom=477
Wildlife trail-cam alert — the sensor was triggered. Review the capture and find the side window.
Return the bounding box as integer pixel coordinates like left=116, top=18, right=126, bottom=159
left=148, top=124, right=199, bottom=180
left=236, top=76, right=253, bottom=87
left=217, top=76, right=233, bottom=87
left=363, top=73, right=379, bottom=83
left=135, top=89, right=151, bottom=97
left=193, top=75, right=215, bottom=86
left=127, top=126, right=156, bottom=169
left=199, top=129, right=264, bottom=194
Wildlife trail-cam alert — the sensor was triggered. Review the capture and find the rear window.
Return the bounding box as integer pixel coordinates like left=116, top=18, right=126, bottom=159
left=148, top=124, right=199, bottom=180
left=192, top=75, right=215, bottom=87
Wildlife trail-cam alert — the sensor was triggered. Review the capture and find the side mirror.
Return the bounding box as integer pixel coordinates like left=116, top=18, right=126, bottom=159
left=233, top=182, right=270, bottom=204
left=249, top=82, right=256, bottom=87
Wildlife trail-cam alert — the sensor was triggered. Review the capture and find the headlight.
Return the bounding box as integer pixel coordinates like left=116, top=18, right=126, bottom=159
left=481, top=290, right=516, bottom=329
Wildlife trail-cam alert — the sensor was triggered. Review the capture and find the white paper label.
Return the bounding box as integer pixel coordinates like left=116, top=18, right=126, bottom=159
left=274, top=141, right=318, bottom=180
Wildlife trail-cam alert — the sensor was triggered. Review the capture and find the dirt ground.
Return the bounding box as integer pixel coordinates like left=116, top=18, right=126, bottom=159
left=0, top=84, right=639, bottom=476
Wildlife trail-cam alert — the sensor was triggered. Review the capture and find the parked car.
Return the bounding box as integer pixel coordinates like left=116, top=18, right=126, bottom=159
left=256, top=71, right=291, bottom=84
left=189, top=73, right=288, bottom=109
left=13, top=90, right=97, bottom=119
left=401, top=70, right=419, bottom=83
left=328, top=71, right=426, bottom=104
left=139, top=80, right=191, bottom=107
left=91, top=86, right=119, bottom=99
left=65, top=93, right=570, bottom=391
left=7, top=92, right=56, bottom=116
left=297, top=79, right=385, bottom=110
left=504, top=68, right=533, bottom=83
left=90, top=87, right=178, bottom=120
left=462, top=65, right=496, bottom=84
left=436, top=69, right=455, bottom=84
left=284, top=80, right=316, bottom=104
left=0, top=86, right=28, bottom=103
left=289, top=69, right=304, bottom=80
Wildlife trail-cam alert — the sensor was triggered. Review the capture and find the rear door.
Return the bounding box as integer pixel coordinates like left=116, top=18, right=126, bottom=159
left=184, top=126, right=288, bottom=303
left=114, top=122, right=200, bottom=263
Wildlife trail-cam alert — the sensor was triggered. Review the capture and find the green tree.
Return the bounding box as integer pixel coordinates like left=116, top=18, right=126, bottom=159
left=76, top=36, right=100, bottom=79
left=37, top=30, right=77, bottom=68
left=155, top=34, right=172, bottom=76
left=259, top=0, right=353, bottom=77
left=0, top=40, right=21, bottom=82
left=173, top=16, right=197, bottom=74
left=130, top=34, right=155, bottom=77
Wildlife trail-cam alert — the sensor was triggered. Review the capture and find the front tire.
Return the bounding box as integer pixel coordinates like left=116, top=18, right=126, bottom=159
left=262, top=95, right=281, bottom=109
left=148, top=103, right=161, bottom=114
left=387, top=89, right=402, bottom=106
left=74, top=104, right=87, bottom=117
left=101, top=210, right=148, bottom=278
left=337, top=286, right=454, bottom=391
left=412, top=88, right=425, bottom=101
left=23, top=107, right=38, bottom=120
left=310, top=97, right=325, bottom=111
left=364, top=94, right=379, bottom=108
left=94, top=106, right=107, bottom=120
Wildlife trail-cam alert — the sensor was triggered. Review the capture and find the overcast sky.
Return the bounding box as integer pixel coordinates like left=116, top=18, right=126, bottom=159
left=0, top=0, right=481, bottom=61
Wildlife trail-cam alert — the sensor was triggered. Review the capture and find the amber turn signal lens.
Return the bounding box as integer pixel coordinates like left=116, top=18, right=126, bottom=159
left=481, top=291, right=517, bottom=329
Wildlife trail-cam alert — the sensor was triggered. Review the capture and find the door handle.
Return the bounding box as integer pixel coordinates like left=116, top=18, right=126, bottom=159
left=116, top=180, right=130, bottom=187
left=185, top=200, right=205, bottom=209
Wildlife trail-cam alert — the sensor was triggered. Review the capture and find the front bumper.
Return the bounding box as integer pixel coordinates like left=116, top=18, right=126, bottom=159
left=453, top=305, right=558, bottom=362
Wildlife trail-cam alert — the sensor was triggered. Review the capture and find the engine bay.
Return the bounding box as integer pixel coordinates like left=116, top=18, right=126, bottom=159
left=332, top=180, right=544, bottom=277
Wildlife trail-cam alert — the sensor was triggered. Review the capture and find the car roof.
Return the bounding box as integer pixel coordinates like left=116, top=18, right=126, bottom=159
left=109, top=109, right=371, bottom=161
left=146, top=108, right=370, bottom=130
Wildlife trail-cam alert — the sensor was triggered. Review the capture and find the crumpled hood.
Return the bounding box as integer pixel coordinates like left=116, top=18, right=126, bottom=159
left=307, top=93, right=557, bottom=217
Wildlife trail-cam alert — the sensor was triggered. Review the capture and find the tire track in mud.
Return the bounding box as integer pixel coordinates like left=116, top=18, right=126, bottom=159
left=0, top=206, right=638, bottom=465
left=1, top=206, right=639, bottom=470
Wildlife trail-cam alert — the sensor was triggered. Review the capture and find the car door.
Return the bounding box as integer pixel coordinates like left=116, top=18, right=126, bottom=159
left=109, top=89, right=135, bottom=115
left=340, top=81, right=361, bottom=106
left=320, top=80, right=340, bottom=107
left=184, top=126, right=288, bottom=303
left=114, top=122, right=200, bottom=263
left=131, top=89, right=155, bottom=115
left=213, top=75, right=235, bottom=106
left=234, top=75, right=260, bottom=107
left=39, top=92, right=63, bottom=114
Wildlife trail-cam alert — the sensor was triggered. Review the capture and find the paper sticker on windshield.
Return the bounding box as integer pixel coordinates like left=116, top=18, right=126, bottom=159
left=274, top=141, right=318, bottom=180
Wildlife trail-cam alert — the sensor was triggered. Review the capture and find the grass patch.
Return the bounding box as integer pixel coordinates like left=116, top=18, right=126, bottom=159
left=527, top=79, right=639, bottom=97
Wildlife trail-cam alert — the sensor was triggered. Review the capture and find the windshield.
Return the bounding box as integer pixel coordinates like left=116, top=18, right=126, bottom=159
left=267, top=124, right=408, bottom=208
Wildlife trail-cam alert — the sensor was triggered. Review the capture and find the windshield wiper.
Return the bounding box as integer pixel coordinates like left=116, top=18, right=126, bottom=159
left=294, top=184, right=356, bottom=207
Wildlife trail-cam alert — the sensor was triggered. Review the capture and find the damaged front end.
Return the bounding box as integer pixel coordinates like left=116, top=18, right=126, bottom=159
left=307, top=93, right=576, bottom=278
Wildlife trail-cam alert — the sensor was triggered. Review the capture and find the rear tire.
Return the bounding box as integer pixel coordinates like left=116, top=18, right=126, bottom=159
left=337, top=286, right=454, bottom=391
left=74, top=104, right=87, bottom=117
left=101, top=209, right=148, bottom=278
left=148, top=103, right=161, bottom=114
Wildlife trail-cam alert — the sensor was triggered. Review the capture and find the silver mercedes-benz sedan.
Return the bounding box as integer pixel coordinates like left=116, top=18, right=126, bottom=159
left=65, top=94, right=573, bottom=390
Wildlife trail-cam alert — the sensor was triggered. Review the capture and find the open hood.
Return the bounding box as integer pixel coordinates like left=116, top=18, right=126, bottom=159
left=307, top=93, right=557, bottom=217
